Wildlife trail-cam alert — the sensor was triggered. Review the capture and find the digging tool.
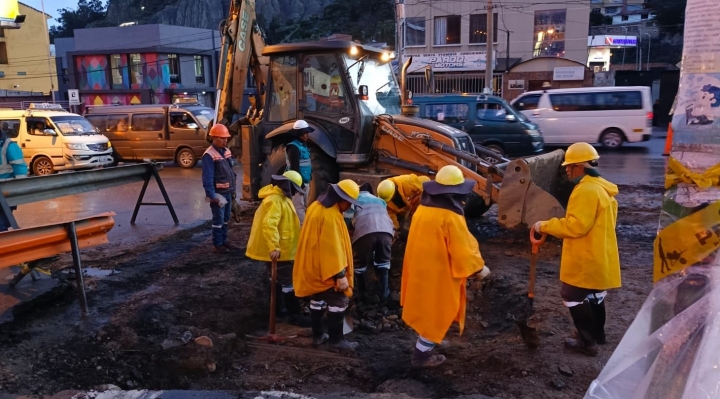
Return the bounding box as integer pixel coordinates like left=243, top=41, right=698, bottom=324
left=340, top=286, right=354, bottom=335
left=516, top=229, right=546, bottom=349
left=246, top=259, right=297, bottom=343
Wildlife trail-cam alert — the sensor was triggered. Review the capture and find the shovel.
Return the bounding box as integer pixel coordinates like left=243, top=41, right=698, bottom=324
left=516, top=229, right=546, bottom=349
left=246, top=259, right=297, bottom=343
left=341, top=286, right=354, bottom=335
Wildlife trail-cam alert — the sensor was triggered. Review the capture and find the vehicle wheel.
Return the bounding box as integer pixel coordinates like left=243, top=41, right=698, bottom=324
left=308, top=143, right=339, bottom=204
left=599, top=129, right=624, bottom=149
left=481, top=143, right=505, bottom=165
left=32, top=156, right=54, bottom=176
left=464, top=192, right=491, bottom=218
left=176, top=148, right=197, bottom=168
left=109, top=149, right=120, bottom=167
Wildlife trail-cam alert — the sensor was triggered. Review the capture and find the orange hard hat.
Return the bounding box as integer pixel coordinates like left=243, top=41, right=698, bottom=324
left=209, top=124, right=231, bottom=138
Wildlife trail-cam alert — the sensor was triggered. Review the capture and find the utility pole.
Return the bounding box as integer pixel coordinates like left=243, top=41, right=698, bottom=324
left=484, top=0, right=494, bottom=93
left=498, top=28, right=511, bottom=72
left=396, top=0, right=405, bottom=70
left=644, top=32, right=651, bottom=71
left=621, top=26, right=627, bottom=69
left=40, top=0, right=56, bottom=103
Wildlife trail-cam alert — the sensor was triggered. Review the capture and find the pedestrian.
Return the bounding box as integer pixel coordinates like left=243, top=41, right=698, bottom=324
left=0, top=128, right=28, bottom=232
left=532, top=142, right=621, bottom=356
left=293, top=179, right=361, bottom=350
left=377, top=174, right=430, bottom=231
left=347, top=183, right=394, bottom=302
left=246, top=170, right=311, bottom=327
left=401, top=165, right=489, bottom=368
left=201, top=124, right=237, bottom=254
left=285, top=120, right=313, bottom=224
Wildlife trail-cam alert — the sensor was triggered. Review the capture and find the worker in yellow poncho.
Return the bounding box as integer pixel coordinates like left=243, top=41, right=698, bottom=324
left=401, top=165, right=490, bottom=368
left=533, top=142, right=621, bottom=357
left=246, top=171, right=310, bottom=327
left=377, top=174, right=430, bottom=231
left=293, top=179, right=361, bottom=350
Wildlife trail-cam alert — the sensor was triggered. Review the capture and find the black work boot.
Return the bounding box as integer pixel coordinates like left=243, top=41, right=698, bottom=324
left=284, top=292, right=311, bottom=327
left=566, top=303, right=598, bottom=356
left=377, top=268, right=390, bottom=301
left=354, top=271, right=366, bottom=302
left=590, top=300, right=606, bottom=344
left=411, top=348, right=446, bottom=368
left=311, top=309, right=328, bottom=347
left=327, top=312, right=358, bottom=351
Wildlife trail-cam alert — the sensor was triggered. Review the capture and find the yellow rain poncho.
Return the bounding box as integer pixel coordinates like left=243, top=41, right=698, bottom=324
left=245, top=185, right=300, bottom=262
left=387, top=174, right=425, bottom=229
left=401, top=205, right=485, bottom=343
left=539, top=175, right=621, bottom=290
left=293, top=201, right=354, bottom=297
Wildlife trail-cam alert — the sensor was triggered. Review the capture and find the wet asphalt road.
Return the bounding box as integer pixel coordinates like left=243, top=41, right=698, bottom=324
left=12, top=129, right=667, bottom=248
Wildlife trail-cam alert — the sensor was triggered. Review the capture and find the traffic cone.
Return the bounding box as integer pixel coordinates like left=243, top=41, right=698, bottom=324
left=662, top=123, right=673, bottom=156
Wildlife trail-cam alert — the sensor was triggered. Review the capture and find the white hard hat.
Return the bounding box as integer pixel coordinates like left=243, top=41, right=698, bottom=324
left=293, top=120, right=310, bottom=129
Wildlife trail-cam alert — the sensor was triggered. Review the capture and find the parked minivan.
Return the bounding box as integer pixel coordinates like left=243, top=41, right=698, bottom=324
left=510, top=86, right=652, bottom=149
left=0, top=103, right=113, bottom=176
left=412, top=94, right=544, bottom=162
left=85, top=103, right=214, bottom=168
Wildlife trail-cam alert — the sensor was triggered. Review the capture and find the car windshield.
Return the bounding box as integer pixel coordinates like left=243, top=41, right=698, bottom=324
left=343, top=54, right=401, bottom=116
left=190, top=108, right=214, bottom=128
left=50, top=116, right=99, bottom=135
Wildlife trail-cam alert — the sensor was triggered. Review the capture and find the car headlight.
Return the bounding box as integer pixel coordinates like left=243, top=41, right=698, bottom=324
left=526, top=129, right=541, bottom=137
left=107, top=141, right=112, bottom=148
left=66, top=143, right=88, bottom=150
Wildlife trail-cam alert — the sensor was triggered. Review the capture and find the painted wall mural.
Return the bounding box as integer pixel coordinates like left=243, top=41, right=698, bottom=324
left=76, top=55, right=110, bottom=90
left=77, top=53, right=183, bottom=94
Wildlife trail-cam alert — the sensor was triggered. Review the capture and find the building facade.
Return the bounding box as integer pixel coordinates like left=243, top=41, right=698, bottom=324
left=55, top=24, right=219, bottom=107
left=401, top=0, right=590, bottom=96
left=0, top=2, right=57, bottom=95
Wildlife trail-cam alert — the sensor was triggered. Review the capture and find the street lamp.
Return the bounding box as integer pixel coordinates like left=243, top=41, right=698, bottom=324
left=644, top=32, right=651, bottom=71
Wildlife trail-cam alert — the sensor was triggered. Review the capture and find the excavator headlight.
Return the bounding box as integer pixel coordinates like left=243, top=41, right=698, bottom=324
left=381, top=52, right=390, bottom=62
left=350, top=46, right=359, bottom=56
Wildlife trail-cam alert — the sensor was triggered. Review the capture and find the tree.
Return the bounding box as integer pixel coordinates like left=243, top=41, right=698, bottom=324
left=646, top=0, right=687, bottom=34
left=49, top=0, right=107, bottom=42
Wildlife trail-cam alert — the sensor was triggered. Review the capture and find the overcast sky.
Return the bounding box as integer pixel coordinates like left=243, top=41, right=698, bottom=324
left=22, top=0, right=80, bottom=26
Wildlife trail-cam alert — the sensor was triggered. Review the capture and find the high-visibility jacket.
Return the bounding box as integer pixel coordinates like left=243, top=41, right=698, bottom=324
left=539, top=175, right=621, bottom=290
left=201, top=144, right=236, bottom=198
left=246, top=185, right=301, bottom=262
left=401, top=204, right=485, bottom=343
left=0, top=138, right=28, bottom=180
left=285, top=139, right=312, bottom=184
left=293, top=201, right=354, bottom=297
left=387, top=174, right=425, bottom=229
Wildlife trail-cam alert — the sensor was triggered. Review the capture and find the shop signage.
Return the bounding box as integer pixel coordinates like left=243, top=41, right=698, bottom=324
left=402, top=51, right=497, bottom=72
left=553, top=66, right=585, bottom=81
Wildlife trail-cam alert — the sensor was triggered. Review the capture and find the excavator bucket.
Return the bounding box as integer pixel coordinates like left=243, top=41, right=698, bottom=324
left=497, top=149, right=570, bottom=229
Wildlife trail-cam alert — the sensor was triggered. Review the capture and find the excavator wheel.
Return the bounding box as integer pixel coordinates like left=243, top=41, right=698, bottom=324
left=464, top=193, right=491, bottom=218
left=308, top=143, right=339, bottom=204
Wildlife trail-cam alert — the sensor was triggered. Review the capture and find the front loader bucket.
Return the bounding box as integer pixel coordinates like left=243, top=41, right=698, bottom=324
left=497, top=150, right=570, bottom=229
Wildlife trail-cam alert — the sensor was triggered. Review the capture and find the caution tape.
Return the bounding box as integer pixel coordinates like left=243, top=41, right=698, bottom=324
left=665, top=156, right=720, bottom=189
left=653, top=200, right=720, bottom=283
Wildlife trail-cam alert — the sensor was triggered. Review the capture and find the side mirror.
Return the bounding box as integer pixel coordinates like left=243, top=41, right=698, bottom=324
left=505, top=114, right=517, bottom=123
left=187, top=123, right=199, bottom=130
left=358, top=85, right=369, bottom=101
left=44, top=129, right=57, bottom=136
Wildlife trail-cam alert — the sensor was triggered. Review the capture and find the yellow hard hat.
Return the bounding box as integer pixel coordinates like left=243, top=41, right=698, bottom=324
left=417, top=175, right=431, bottom=184
left=562, top=142, right=599, bottom=166
left=282, top=170, right=303, bottom=188
left=332, top=179, right=361, bottom=205
left=331, top=75, right=342, bottom=84
left=377, top=179, right=396, bottom=202
left=435, top=165, right=465, bottom=186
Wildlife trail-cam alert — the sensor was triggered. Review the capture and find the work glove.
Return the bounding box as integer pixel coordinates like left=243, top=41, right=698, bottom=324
left=335, top=276, right=349, bottom=291
left=532, top=221, right=544, bottom=233
left=479, top=266, right=491, bottom=279
left=269, top=250, right=280, bottom=261
left=208, top=196, right=220, bottom=204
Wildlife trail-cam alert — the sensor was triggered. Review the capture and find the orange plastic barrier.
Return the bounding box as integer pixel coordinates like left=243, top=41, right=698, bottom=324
left=663, top=123, right=674, bottom=156
left=0, top=212, right=116, bottom=269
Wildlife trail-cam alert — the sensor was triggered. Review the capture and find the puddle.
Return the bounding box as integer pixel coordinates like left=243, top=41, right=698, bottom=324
left=63, top=268, right=121, bottom=278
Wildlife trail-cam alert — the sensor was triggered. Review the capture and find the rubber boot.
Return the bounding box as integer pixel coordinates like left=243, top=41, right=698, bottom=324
left=411, top=348, right=446, bottom=368
left=354, top=271, right=366, bottom=302
left=327, top=312, right=358, bottom=351
left=590, top=300, right=606, bottom=344
left=377, top=268, right=390, bottom=302
left=284, top=292, right=311, bottom=327
left=565, top=302, right=598, bottom=356
left=275, top=284, right=287, bottom=318
left=311, top=309, right=328, bottom=347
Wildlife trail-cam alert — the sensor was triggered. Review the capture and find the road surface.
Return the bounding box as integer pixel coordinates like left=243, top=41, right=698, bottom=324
left=12, top=131, right=668, bottom=248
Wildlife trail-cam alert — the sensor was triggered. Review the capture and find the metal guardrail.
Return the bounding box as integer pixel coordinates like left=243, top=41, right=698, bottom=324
left=0, top=163, right=178, bottom=229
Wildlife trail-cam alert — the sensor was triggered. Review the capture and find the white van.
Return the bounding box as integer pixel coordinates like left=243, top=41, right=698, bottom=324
left=0, top=103, right=114, bottom=175
left=510, top=86, right=652, bottom=149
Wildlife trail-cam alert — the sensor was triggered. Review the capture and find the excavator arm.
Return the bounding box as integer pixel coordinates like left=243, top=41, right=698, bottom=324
left=215, top=0, right=268, bottom=139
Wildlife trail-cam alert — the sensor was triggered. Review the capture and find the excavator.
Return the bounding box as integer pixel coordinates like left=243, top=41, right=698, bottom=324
left=213, top=0, right=571, bottom=229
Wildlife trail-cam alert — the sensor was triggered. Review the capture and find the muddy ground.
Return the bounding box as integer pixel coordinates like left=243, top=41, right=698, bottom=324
left=0, top=184, right=662, bottom=399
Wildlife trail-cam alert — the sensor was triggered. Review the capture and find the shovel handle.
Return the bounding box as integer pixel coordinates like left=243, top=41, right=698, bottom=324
left=530, top=230, right=547, bottom=254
